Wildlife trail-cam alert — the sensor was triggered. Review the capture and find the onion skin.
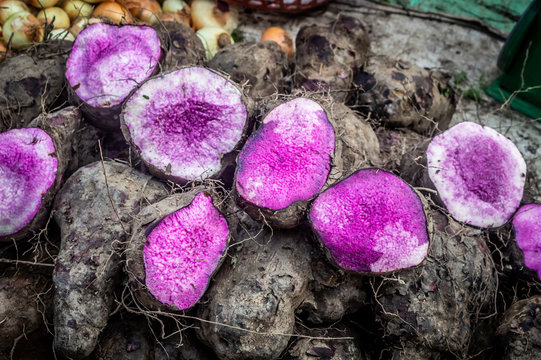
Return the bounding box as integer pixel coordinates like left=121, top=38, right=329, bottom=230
left=191, top=0, right=238, bottom=33
left=62, top=0, right=95, bottom=21
left=92, top=2, right=134, bottom=24
left=69, top=16, right=102, bottom=36
left=2, top=11, right=43, bottom=49
left=37, top=7, right=70, bottom=29
left=48, top=28, right=75, bottom=41
left=125, top=0, right=161, bottom=24
left=0, top=42, right=7, bottom=62
left=29, top=0, right=60, bottom=8
left=196, top=26, right=232, bottom=60
left=261, top=27, right=294, bottom=59
left=0, top=0, right=29, bottom=24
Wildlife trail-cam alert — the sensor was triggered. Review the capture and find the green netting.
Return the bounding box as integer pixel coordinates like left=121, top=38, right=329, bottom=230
left=379, top=0, right=532, bottom=32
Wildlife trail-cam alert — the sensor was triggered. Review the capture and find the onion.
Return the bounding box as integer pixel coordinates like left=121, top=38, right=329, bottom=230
left=29, top=0, right=60, bottom=8
left=48, top=28, right=75, bottom=41
left=196, top=26, right=232, bottom=60
left=69, top=16, right=102, bottom=36
left=158, top=10, right=189, bottom=26
left=0, top=41, right=7, bottom=62
left=0, top=0, right=29, bottom=24
left=83, top=0, right=110, bottom=3
left=2, top=11, right=43, bottom=49
left=261, top=27, right=294, bottom=58
left=191, top=0, right=238, bottom=33
left=37, top=7, right=70, bottom=29
left=93, top=2, right=133, bottom=24
left=125, top=0, right=161, bottom=24
left=62, top=0, right=94, bottom=21
left=162, top=0, right=186, bottom=13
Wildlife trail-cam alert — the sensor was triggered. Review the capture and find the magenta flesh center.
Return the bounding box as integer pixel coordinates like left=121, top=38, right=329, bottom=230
left=66, top=23, right=161, bottom=107
left=123, top=67, right=247, bottom=181
left=310, top=169, right=429, bottom=273
left=143, top=192, right=229, bottom=310
left=513, top=204, right=541, bottom=280
left=0, top=128, right=57, bottom=236
left=427, top=122, right=526, bottom=228
left=235, top=98, right=335, bottom=210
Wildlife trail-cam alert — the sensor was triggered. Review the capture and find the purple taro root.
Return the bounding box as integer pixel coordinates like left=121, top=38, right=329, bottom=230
left=0, top=128, right=57, bottom=241
left=66, top=23, right=162, bottom=130
left=513, top=204, right=541, bottom=279
left=309, top=169, right=429, bottom=273
left=235, top=98, right=335, bottom=228
left=427, top=121, right=526, bottom=228
left=121, top=67, right=251, bottom=183
left=126, top=188, right=230, bottom=311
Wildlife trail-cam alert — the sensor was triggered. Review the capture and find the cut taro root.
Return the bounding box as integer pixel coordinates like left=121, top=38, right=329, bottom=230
left=427, top=121, right=526, bottom=228
left=1, top=107, right=81, bottom=242
left=121, top=66, right=251, bottom=183
left=309, top=169, right=429, bottom=273
left=126, top=188, right=229, bottom=311
left=0, top=128, right=57, bottom=241
left=234, top=98, right=335, bottom=228
left=66, top=23, right=162, bottom=130
left=512, top=204, right=541, bottom=279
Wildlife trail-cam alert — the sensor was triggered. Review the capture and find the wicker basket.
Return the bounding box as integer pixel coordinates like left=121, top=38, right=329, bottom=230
left=225, top=0, right=331, bottom=13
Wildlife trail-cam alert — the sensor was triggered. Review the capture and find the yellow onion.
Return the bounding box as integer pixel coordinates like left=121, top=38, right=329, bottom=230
left=62, top=0, right=94, bottom=21
left=162, top=0, right=186, bottom=13
left=68, top=15, right=102, bottom=36
left=158, top=10, right=189, bottom=27
left=261, top=27, right=294, bottom=58
left=29, top=0, right=60, bottom=8
left=83, top=0, right=110, bottom=4
left=93, top=2, right=133, bottom=24
left=0, top=0, right=29, bottom=24
left=37, top=7, right=70, bottom=29
left=125, top=0, right=161, bottom=24
left=2, top=11, right=43, bottom=49
left=191, top=0, right=238, bottom=33
left=48, top=28, right=75, bottom=41
left=196, top=26, right=232, bottom=60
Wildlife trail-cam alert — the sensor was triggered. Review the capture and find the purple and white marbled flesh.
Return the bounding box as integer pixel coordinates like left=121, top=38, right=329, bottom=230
left=310, top=169, right=429, bottom=273
left=235, top=98, right=334, bottom=210
left=0, top=128, right=57, bottom=237
left=427, top=122, right=526, bottom=228
left=66, top=23, right=161, bottom=108
left=143, top=192, right=229, bottom=310
left=513, top=204, right=541, bottom=280
left=122, top=67, right=247, bottom=182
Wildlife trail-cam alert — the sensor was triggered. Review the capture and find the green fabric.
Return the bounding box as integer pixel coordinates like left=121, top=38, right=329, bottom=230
left=378, top=0, right=532, bottom=32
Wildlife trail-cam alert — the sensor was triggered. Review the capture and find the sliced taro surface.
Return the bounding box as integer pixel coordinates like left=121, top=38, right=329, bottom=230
left=121, top=67, right=249, bottom=183
left=66, top=23, right=162, bottom=130
left=143, top=192, right=229, bottom=310
left=513, top=204, right=541, bottom=280
left=0, top=128, right=57, bottom=241
left=234, top=98, right=334, bottom=228
left=309, top=169, right=429, bottom=273
left=427, top=121, right=526, bottom=228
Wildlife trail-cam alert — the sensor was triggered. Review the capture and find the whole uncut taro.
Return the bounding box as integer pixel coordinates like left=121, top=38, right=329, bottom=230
left=0, top=107, right=81, bottom=242
left=126, top=188, right=230, bottom=312
left=234, top=98, right=380, bottom=228
left=309, top=168, right=430, bottom=273
left=52, top=161, right=167, bottom=358
left=121, top=66, right=252, bottom=184
left=66, top=23, right=162, bottom=130
left=294, top=15, right=370, bottom=102
left=353, top=56, right=457, bottom=134
left=496, top=296, right=541, bottom=360
left=373, top=210, right=497, bottom=359
left=209, top=41, right=288, bottom=99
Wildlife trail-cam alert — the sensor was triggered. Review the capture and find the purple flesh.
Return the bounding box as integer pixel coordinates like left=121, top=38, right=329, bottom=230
left=310, top=169, right=429, bottom=273
left=123, top=67, right=247, bottom=181
left=427, top=122, right=526, bottom=228
left=235, top=98, right=334, bottom=210
left=143, top=192, right=229, bottom=310
left=0, top=128, right=57, bottom=236
left=66, top=23, right=161, bottom=108
left=513, top=204, right=541, bottom=280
